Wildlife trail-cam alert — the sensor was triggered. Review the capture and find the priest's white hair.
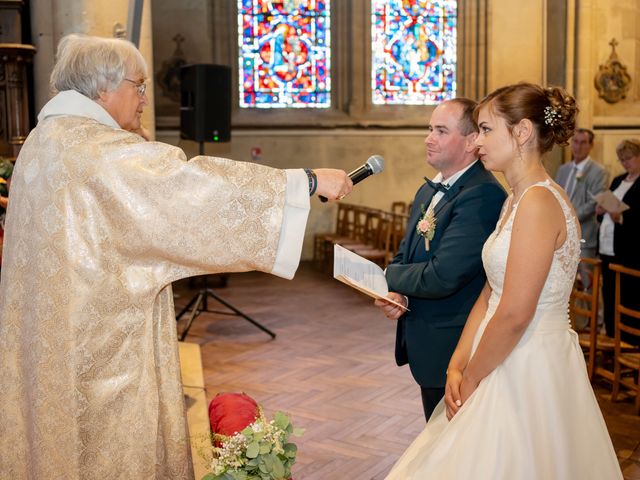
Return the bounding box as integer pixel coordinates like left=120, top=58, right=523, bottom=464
left=50, top=34, right=147, bottom=99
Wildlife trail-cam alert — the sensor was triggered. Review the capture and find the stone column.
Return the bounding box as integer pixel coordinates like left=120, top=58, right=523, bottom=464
left=486, top=0, right=545, bottom=89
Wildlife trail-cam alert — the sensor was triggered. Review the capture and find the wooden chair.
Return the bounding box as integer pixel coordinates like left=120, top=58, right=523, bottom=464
left=391, top=201, right=407, bottom=214
left=313, top=203, right=355, bottom=266
left=609, top=263, right=640, bottom=414
left=387, top=212, right=408, bottom=264
left=347, top=211, right=392, bottom=268
left=569, top=257, right=603, bottom=380
left=316, top=204, right=371, bottom=272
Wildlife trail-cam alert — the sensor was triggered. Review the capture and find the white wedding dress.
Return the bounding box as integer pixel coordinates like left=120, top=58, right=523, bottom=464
left=386, top=181, right=622, bottom=480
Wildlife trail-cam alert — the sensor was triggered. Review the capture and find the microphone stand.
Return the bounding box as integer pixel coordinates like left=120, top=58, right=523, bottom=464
left=175, top=141, right=276, bottom=341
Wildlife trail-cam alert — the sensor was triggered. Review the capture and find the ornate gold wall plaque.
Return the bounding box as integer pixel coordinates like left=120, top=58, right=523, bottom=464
left=156, top=34, right=187, bottom=103
left=594, top=38, right=631, bottom=104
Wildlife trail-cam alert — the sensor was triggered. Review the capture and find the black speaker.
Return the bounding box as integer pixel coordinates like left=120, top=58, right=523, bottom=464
left=180, top=64, right=231, bottom=143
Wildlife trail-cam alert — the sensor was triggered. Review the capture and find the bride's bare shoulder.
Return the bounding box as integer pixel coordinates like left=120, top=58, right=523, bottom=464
left=513, top=186, right=566, bottom=231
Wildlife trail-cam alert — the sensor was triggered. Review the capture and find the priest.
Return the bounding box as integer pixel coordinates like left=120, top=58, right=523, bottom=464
left=0, top=34, right=351, bottom=479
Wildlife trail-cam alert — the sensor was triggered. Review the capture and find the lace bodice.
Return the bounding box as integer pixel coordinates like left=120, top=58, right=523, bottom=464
left=482, top=181, right=580, bottom=312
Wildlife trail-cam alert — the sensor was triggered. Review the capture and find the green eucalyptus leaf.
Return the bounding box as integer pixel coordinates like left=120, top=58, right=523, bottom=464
left=271, top=456, right=285, bottom=478
left=265, top=455, right=275, bottom=469
left=259, top=442, right=271, bottom=454
left=246, top=441, right=260, bottom=459
left=284, top=443, right=297, bottom=458
left=273, top=412, right=290, bottom=430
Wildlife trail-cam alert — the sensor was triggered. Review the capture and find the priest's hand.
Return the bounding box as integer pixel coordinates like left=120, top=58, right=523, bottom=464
left=314, top=169, right=353, bottom=201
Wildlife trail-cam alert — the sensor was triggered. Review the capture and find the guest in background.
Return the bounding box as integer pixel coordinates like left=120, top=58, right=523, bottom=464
left=597, top=138, right=640, bottom=343
left=555, top=129, right=608, bottom=327
left=374, top=98, right=506, bottom=421
left=0, top=34, right=352, bottom=479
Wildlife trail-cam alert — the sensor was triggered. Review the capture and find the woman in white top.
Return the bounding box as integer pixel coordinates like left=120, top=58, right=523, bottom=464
left=597, top=138, right=640, bottom=343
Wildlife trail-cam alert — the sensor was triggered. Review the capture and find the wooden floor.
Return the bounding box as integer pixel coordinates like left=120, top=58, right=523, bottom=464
left=174, top=263, right=640, bottom=480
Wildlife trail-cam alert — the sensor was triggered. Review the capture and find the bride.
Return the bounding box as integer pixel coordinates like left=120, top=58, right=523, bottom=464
left=385, top=83, right=622, bottom=479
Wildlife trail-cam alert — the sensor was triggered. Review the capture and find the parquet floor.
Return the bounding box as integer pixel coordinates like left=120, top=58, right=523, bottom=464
left=174, top=263, right=640, bottom=480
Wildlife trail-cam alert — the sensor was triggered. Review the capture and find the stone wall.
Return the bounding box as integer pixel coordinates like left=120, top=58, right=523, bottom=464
left=26, top=0, right=640, bottom=259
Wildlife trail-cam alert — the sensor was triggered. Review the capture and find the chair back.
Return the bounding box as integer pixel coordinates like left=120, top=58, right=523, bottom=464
left=569, top=257, right=601, bottom=329
left=391, top=201, right=407, bottom=214
left=569, top=257, right=601, bottom=379
left=335, top=203, right=356, bottom=236
left=609, top=263, right=640, bottom=414
left=611, top=263, right=640, bottom=342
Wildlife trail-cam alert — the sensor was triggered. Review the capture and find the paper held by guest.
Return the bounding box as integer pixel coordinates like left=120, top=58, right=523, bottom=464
left=591, top=190, right=630, bottom=214
left=333, top=244, right=408, bottom=310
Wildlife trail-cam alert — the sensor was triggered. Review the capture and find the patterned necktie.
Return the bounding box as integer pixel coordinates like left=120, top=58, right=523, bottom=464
left=425, top=177, right=450, bottom=194
left=565, top=165, right=578, bottom=199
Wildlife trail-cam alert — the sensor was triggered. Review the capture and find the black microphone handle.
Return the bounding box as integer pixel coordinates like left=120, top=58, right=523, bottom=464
left=349, top=164, right=373, bottom=185
left=319, top=164, right=373, bottom=202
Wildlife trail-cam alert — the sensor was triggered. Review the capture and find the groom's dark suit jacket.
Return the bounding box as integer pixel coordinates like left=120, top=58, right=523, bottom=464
left=386, top=161, right=506, bottom=388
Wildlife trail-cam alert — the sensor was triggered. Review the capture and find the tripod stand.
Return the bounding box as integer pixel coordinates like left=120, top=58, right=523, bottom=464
left=176, top=274, right=276, bottom=341
left=175, top=141, right=276, bottom=341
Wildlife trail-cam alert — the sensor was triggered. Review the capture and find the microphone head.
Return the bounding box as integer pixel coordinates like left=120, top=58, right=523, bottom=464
left=366, top=155, right=385, bottom=174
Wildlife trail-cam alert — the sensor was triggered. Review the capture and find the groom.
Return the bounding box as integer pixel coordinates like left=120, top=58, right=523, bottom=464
left=375, top=98, right=506, bottom=420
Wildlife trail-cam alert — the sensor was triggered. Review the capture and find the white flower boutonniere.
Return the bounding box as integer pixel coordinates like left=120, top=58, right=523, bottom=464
left=576, top=172, right=584, bottom=181
left=416, top=204, right=437, bottom=251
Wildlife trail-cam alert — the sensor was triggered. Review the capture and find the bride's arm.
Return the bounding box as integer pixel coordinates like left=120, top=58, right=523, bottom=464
left=445, top=281, right=491, bottom=419
left=459, top=188, right=564, bottom=403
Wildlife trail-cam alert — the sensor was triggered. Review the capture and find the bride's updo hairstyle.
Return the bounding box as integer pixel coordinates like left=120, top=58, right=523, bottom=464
left=475, top=82, right=578, bottom=154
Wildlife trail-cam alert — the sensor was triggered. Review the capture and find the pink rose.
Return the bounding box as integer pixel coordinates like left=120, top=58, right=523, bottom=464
left=418, top=219, right=431, bottom=232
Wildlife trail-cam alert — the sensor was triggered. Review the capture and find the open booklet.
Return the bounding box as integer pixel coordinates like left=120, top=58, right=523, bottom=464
left=333, top=244, right=409, bottom=310
left=591, top=190, right=630, bottom=214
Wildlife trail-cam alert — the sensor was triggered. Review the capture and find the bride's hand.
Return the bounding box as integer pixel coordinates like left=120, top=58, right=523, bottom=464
left=444, top=368, right=463, bottom=420
left=460, top=373, right=480, bottom=404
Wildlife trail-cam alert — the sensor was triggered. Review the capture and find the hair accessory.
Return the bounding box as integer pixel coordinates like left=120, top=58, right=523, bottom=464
left=544, top=105, right=560, bottom=126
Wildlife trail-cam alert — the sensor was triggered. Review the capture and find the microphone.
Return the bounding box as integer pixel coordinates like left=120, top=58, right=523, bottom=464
left=319, top=155, right=385, bottom=202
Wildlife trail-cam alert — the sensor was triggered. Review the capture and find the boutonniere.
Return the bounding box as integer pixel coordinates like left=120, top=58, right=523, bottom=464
left=576, top=172, right=584, bottom=181
left=416, top=204, right=437, bottom=251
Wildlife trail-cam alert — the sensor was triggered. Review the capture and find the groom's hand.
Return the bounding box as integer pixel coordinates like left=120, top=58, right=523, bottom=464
left=374, top=292, right=407, bottom=320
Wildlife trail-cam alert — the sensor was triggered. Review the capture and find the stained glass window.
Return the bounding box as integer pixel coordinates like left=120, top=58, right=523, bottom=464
left=371, top=1, right=457, bottom=105
left=238, top=0, right=331, bottom=109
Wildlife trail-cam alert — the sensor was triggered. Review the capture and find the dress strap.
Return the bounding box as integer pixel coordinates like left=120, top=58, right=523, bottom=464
left=500, top=180, right=574, bottom=235
left=515, top=180, right=573, bottom=220
left=513, top=180, right=580, bottom=248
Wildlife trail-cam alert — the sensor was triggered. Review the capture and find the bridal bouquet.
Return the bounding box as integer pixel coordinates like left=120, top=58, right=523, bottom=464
left=201, top=393, right=304, bottom=480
